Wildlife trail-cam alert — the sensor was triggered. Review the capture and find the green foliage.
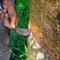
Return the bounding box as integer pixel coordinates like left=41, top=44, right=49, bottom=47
left=16, top=0, right=30, bottom=28
left=10, top=0, right=30, bottom=60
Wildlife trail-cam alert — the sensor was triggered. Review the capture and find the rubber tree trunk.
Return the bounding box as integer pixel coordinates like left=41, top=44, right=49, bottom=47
left=0, top=20, right=10, bottom=60
left=27, top=0, right=60, bottom=60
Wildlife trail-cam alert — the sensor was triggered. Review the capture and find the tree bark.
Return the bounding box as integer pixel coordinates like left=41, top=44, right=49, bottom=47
left=0, top=20, right=10, bottom=60
left=27, top=0, right=60, bottom=60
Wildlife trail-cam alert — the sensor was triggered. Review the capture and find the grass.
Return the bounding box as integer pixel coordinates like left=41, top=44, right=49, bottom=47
left=10, top=0, right=30, bottom=60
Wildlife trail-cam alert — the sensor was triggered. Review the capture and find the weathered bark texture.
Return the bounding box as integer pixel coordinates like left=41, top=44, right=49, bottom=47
left=27, top=0, right=60, bottom=60
left=0, top=20, right=10, bottom=60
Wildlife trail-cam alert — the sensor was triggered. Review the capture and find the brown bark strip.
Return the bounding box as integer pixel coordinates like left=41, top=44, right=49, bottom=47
left=30, top=0, right=60, bottom=60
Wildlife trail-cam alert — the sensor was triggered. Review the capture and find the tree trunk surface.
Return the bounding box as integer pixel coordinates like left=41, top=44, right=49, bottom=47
left=27, top=0, right=60, bottom=60
left=0, top=20, right=10, bottom=60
